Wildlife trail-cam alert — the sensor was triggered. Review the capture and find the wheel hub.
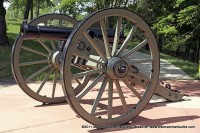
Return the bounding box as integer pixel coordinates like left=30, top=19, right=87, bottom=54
left=106, top=57, right=129, bottom=79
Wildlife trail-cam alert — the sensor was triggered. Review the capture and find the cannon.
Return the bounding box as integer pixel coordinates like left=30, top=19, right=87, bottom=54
left=12, top=8, right=184, bottom=126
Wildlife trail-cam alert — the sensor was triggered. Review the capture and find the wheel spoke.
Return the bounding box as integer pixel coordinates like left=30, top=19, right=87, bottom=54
left=21, top=46, right=48, bottom=57
left=50, top=40, right=56, bottom=51
left=127, top=59, right=154, bottom=66
left=112, top=17, right=122, bottom=56
left=74, top=51, right=104, bottom=65
left=13, top=14, right=80, bottom=104
left=100, top=18, right=111, bottom=58
left=91, top=77, right=108, bottom=115
left=75, top=78, right=81, bottom=85
left=71, top=68, right=104, bottom=79
left=117, top=26, right=137, bottom=56
left=71, top=64, right=88, bottom=71
left=114, top=80, right=129, bottom=114
left=37, top=39, right=52, bottom=53
left=52, top=68, right=58, bottom=98
left=26, top=64, right=52, bottom=82
left=19, top=60, right=48, bottom=66
left=108, top=79, right=113, bottom=119
left=77, top=74, right=106, bottom=100
left=122, top=39, right=148, bottom=59
left=122, top=78, right=142, bottom=100
left=36, top=68, right=54, bottom=94
left=84, top=32, right=107, bottom=61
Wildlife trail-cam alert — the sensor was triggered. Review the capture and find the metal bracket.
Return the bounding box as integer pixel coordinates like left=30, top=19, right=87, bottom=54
left=127, top=73, right=185, bottom=102
left=128, top=66, right=185, bottom=102
left=154, top=82, right=184, bottom=102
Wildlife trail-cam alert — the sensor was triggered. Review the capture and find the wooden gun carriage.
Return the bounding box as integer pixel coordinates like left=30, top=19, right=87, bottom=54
left=11, top=8, right=184, bottom=126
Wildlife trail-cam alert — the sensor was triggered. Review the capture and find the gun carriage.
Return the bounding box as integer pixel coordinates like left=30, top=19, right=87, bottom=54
left=12, top=8, right=184, bottom=126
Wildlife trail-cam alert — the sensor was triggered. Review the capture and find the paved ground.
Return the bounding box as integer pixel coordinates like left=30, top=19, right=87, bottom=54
left=0, top=53, right=198, bottom=133
left=0, top=79, right=199, bottom=133
left=159, top=59, right=193, bottom=80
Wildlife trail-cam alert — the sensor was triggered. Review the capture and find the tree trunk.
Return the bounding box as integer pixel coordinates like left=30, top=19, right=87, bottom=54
left=24, top=0, right=33, bottom=20
left=0, top=1, right=7, bottom=46
left=156, top=35, right=163, bottom=52
left=191, top=49, right=196, bottom=62
left=185, top=45, right=190, bottom=60
left=30, top=2, right=33, bottom=20
left=36, top=0, right=40, bottom=17
left=124, top=0, right=129, bottom=7
left=195, top=42, right=200, bottom=64
left=175, top=45, right=181, bottom=57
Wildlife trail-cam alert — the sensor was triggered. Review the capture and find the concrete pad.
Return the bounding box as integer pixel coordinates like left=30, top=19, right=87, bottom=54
left=151, top=96, right=200, bottom=109
left=0, top=80, right=199, bottom=133
left=159, top=59, right=193, bottom=80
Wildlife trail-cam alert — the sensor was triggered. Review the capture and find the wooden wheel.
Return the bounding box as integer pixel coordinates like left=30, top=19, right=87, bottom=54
left=11, top=14, right=89, bottom=104
left=62, top=8, right=160, bottom=125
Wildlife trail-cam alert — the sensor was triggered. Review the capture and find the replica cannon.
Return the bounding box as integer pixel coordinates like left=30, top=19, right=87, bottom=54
left=12, top=8, right=184, bottom=126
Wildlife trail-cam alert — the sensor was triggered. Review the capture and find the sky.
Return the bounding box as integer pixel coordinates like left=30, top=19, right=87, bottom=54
left=3, top=1, right=11, bottom=9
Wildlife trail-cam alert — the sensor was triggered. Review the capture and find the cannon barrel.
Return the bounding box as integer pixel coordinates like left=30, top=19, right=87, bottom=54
left=21, top=24, right=73, bottom=40
left=21, top=24, right=125, bottom=41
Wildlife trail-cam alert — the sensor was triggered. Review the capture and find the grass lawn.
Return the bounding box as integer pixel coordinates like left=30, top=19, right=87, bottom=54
left=0, top=20, right=21, bottom=79
left=0, top=20, right=199, bottom=80
left=7, top=20, right=21, bottom=44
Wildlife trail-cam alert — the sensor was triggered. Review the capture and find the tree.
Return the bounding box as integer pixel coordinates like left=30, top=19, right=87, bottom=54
left=0, top=0, right=8, bottom=46
left=152, top=0, right=200, bottom=63
left=58, top=0, right=83, bottom=18
left=129, top=0, right=200, bottom=63
left=35, top=0, right=54, bottom=18
left=8, top=0, right=27, bottom=19
left=10, top=0, right=53, bottom=20
left=24, top=0, right=33, bottom=20
left=84, top=0, right=130, bottom=12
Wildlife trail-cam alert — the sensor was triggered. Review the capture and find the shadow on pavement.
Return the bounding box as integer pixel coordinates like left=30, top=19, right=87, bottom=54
left=0, top=79, right=16, bottom=88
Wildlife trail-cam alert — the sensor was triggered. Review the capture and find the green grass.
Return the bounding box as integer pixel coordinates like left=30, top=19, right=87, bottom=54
left=0, top=45, right=12, bottom=79
left=160, top=53, right=199, bottom=79
left=7, top=20, right=21, bottom=44
left=195, top=73, right=200, bottom=79
left=0, top=20, right=21, bottom=79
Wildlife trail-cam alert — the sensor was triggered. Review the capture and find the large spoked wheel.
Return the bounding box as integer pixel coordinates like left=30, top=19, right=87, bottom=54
left=62, top=8, right=160, bottom=125
left=12, top=14, right=89, bottom=104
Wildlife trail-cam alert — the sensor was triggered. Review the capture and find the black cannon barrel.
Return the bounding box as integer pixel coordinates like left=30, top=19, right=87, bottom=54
left=21, top=24, right=125, bottom=41
left=21, top=24, right=73, bottom=40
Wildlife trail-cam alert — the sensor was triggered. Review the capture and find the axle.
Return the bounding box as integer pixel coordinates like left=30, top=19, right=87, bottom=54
left=21, top=24, right=125, bottom=42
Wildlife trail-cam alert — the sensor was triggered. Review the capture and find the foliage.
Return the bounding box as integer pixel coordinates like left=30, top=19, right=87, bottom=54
left=7, top=0, right=54, bottom=20
left=58, top=0, right=84, bottom=18
left=128, top=0, right=200, bottom=64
